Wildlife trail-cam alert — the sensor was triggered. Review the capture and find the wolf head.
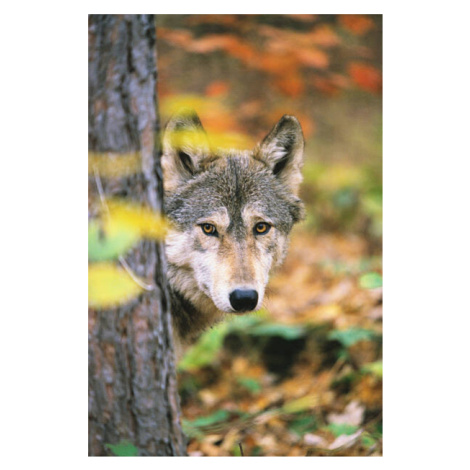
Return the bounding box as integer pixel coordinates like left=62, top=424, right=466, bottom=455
left=162, top=110, right=305, bottom=323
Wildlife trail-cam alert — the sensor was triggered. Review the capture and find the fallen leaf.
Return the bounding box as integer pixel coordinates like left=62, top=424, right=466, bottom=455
left=328, top=428, right=363, bottom=450
left=282, top=395, right=320, bottom=413
left=304, top=433, right=327, bottom=447
left=327, top=401, right=365, bottom=427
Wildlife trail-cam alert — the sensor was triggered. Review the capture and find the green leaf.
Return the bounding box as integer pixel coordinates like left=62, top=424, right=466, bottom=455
left=182, top=410, right=231, bottom=440
left=361, top=360, right=383, bottom=378
left=282, top=395, right=319, bottom=413
left=288, top=414, right=318, bottom=437
left=227, top=312, right=265, bottom=331
left=88, top=263, right=143, bottom=308
left=88, top=201, right=169, bottom=261
left=362, top=189, right=382, bottom=210
left=375, top=421, right=383, bottom=436
left=359, top=272, right=382, bottom=289
left=251, top=446, right=263, bottom=456
left=88, top=220, right=140, bottom=261
left=190, top=409, right=230, bottom=427
left=326, top=423, right=359, bottom=437
left=237, top=376, right=262, bottom=393
left=332, top=187, right=357, bottom=209
left=232, top=443, right=242, bottom=456
left=104, top=441, right=139, bottom=456
left=361, top=433, right=376, bottom=448
left=178, top=323, right=229, bottom=371
left=249, top=323, right=307, bottom=340
left=186, top=409, right=230, bottom=429
left=181, top=420, right=204, bottom=439
left=328, top=328, right=377, bottom=348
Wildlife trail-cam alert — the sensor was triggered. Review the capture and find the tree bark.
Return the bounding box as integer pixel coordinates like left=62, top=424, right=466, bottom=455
left=88, top=14, right=186, bottom=456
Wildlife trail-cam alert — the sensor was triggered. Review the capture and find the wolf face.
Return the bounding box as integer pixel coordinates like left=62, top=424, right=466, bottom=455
left=162, top=110, right=305, bottom=348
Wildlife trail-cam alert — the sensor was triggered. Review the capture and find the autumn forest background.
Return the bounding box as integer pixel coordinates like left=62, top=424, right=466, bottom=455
left=155, top=14, right=383, bottom=456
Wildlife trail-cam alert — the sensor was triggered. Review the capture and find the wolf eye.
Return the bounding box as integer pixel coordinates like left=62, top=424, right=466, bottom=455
left=254, top=222, right=271, bottom=235
left=201, top=223, right=217, bottom=236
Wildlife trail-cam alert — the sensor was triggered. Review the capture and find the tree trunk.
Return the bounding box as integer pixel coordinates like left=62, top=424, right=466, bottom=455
left=88, top=14, right=186, bottom=456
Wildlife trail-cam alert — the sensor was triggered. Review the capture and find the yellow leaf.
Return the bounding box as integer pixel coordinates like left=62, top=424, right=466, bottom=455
left=106, top=199, right=169, bottom=240
left=88, top=263, right=143, bottom=308
left=282, top=395, right=320, bottom=413
left=208, top=131, right=253, bottom=150
left=167, top=128, right=252, bottom=152
left=88, top=151, right=141, bottom=178
left=160, top=94, right=214, bottom=119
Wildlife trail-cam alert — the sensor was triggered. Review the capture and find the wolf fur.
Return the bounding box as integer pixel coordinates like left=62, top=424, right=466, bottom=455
left=162, top=110, right=305, bottom=358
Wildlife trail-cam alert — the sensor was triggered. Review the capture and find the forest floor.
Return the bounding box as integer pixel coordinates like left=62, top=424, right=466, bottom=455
left=177, top=227, right=383, bottom=456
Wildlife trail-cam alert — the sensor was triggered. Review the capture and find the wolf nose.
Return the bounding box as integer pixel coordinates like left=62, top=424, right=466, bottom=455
left=229, top=289, right=258, bottom=312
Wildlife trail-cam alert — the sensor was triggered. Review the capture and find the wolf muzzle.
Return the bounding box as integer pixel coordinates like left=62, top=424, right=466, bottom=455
left=229, top=289, right=258, bottom=312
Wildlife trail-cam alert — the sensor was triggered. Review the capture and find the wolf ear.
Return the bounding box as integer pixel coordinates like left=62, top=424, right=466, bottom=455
left=256, top=115, right=304, bottom=195
left=162, top=109, right=210, bottom=192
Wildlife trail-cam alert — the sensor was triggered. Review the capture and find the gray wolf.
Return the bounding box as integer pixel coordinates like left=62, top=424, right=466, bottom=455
left=162, top=110, right=305, bottom=358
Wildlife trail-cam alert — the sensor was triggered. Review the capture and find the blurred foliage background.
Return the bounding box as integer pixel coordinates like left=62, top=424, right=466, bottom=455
left=153, top=14, right=383, bottom=457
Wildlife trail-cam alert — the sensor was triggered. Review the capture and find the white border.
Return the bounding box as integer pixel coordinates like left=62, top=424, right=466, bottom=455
left=3, top=2, right=469, bottom=468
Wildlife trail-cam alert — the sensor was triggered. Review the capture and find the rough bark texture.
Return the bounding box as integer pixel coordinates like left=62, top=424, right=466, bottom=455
left=88, top=14, right=186, bottom=456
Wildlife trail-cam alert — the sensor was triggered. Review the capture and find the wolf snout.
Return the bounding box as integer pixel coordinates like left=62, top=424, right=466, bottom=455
left=229, top=289, right=258, bottom=312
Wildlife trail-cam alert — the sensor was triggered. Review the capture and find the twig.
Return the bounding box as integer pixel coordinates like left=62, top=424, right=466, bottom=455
left=238, top=442, right=244, bottom=456
left=93, top=166, right=110, bottom=216
left=118, top=255, right=155, bottom=291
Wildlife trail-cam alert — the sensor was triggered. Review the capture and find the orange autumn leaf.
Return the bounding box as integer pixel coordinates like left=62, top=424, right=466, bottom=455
left=339, top=15, right=375, bottom=36
left=237, top=100, right=262, bottom=119
left=225, top=39, right=258, bottom=64
left=157, top=27, right=193, bottom=47
left=285, top=14, right=317, bottom=23
left=257, top=52, right=299, bottom=74
left=188, top=34, right=236, bottom=53
left=205, top=81, right=230, bottom=97
left=273, top=72, right=305, bottom=98
left=200, top=111, right=240, bottom=134
left=313, top=76, right=342, bottom=96
left=295, top=47, right=329, bottom=69
left=309, top=24, right=340, bottom=47
left=261, top=26, right=316, bottom=52
left=348, top=62, right=382, bottom=93
left=256, top=55, right=286, bottom=74
left=187, top=34, right=257, bottom=66
left=330, top=72, right=351, bottom=89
